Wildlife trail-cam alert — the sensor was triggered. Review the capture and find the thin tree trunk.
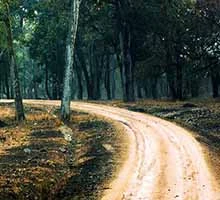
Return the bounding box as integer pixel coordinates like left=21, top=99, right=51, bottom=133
left=211, top=68, right=219, bottom=98
left=111, top=55, right=116, bottom=99
left=191, top=76, right=199, bottom=98
left=144, top=83, right=149, bottom=98
left=52, top=74, right=58, bottom=100
left=167, top=73, right=177, bottom=100
left=5, top=73, right=10, bottom=99
left=45, top=64, right=52, bottom=99
left=176, top=63, right=183, bottom=100
left=119, top=27, right=135, bottom=102
left=76, top=69, right=83, bottom=100
left=151, top=77, right=158, bottom=99
left=76, top=47, right=93, bottom=100
left=4, top=1, right=25, bottom=121
left=89, top=41, right=101, bottom=100
left=61, top=0, right=81, bottom=121
left=137, top=84, right=142, bottom=99
left=74, top=57, right=83, bottom=100
left=94, top=54, right=104, bottom=100
left=33, top=80, right=38, bottom=99
left=105, top=53, right=111, bottom=100
left=116, top=49, right=126, bottom=100
left=117, top=1, right=135, bottom=102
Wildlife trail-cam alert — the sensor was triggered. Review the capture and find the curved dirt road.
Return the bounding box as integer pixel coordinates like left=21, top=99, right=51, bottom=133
left=1, top=100, right=220, bottom=199
left=69, top=102, right=219, bottom=200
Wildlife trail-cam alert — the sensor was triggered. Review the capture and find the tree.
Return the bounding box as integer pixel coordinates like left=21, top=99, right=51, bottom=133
left=2, top=0, right=25, bottom=121
left=61, top=0, right=81, bottom=121
left=1, top=0, right=219, bottom=102
left=29, top=0, right=68, bottom=100
left=114, top=0, right=135, bottom=102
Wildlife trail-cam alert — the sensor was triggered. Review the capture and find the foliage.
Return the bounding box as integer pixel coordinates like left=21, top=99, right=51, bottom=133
left=0, top=0, right=220, bottom=100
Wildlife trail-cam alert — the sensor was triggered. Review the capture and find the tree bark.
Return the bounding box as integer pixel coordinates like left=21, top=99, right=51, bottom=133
left=5, top=72, right=10, bottom=99
left=105, top=53, right=111, bottom=100
left=94, top=54, right=104, bottom=100
left=76, top=46, right=94, bottom=100
left=151, top=77, right=158, bottom=99
left=117, top=1, right=135, bottom=102
left=176, top=55, right=183, bottom=100
left=74, top=57, right=83, bottom=100
left=45, top=64, right=52, bottom=99
left=61, top=0, right=81, bottom=121
left=167, top=72, right=177, bottom=100
left=111, top=55, right=116, bottom=99
left=4, top=1, right=25, bottom=121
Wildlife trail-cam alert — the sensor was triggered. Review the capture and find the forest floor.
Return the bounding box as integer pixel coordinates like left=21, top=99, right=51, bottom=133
left=0, top=100, right=219, bottom=200
left=96, top=99, right=220, bottom=187
left=0, top=102, right=127, bottom=200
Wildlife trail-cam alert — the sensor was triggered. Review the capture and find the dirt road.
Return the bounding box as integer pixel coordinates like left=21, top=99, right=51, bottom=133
left=1, top=100, right=220, bottom=199
left=70, top=102, right=220, bottom=200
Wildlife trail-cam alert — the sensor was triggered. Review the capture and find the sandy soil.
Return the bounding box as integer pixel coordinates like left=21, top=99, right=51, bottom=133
left=1, top=100, right=219, bottom=200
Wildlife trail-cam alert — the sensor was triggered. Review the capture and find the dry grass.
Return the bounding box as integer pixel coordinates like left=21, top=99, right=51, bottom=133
left=0, top=104, right=127, bottom=200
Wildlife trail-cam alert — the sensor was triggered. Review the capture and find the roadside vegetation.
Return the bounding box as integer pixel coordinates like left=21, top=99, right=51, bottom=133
left=115, top=100, right=220, bottom=147
left=0, top=103, right=127, bottom=200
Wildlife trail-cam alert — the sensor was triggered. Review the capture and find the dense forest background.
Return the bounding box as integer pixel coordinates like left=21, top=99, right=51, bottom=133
left=0, top=0, right=220, bottom=103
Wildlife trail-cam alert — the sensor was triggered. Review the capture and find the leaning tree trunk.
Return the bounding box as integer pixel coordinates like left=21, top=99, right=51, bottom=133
left=61, top=0, right=81, bottom=121
left=4, top=1, right=25, bottom=121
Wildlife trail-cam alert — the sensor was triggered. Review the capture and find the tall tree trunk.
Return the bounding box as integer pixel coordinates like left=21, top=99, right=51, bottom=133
left=116, top=50, right=126, bottom=100
left=144, top=84, right=149, bottom=98
left=33, top=83, right=38, bottom=99
left=4, top=1, right=25, bottom=121
left=151, top=77, right=158, bottom=99
left=137, top=81, right=143, bottom=99
left=52, top=74, right=58, bottom=100
left=88, top=41, right=102, bottom=100
left=176, top=63, right=183, bottom=100
left=94, top=54, right=104, bottom=100
left=74, top=58, right=83, bottom=100
left=5, top=73, right=10, bottom=99
left=61, top=0, right=81, bottom=121
left=45, top=64, right=52, bottom=99
left=117, top=1, right=135, bottom=102
left=191, top=76, right=199, bottom=98
left=167, top=73, right=177, bottom=100
left=76, top=47, right=93, bottom=100
left=105, top=53, right=111, bottom=100
left=111, top=55, right=116, bottom=99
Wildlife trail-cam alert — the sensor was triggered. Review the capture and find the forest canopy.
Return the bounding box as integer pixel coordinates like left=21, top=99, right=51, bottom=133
left=0, top=0, right=220, bottom=103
